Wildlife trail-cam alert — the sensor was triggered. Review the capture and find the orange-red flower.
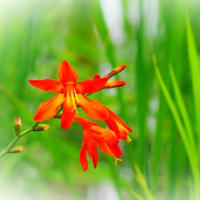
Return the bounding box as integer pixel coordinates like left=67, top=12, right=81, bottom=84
left=29, top=60, right=133, bottom=171
left=75, top=116, right=122, bottom=171
left=29, top=61, right=110, bottom=129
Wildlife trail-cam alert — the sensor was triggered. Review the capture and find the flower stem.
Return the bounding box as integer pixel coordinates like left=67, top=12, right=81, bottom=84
left=0, top=122, right=39, bottom=159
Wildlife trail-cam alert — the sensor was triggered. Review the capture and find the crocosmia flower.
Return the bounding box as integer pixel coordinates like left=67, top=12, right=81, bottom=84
left=29, top=60, right=132, bottom=171
left=29, top=61, right=109, bottom=129
left=75, top=116, right=122, bottom=171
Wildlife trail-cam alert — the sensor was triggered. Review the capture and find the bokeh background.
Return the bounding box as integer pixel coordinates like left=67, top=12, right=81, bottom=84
left=1, top=0, right=200, bottom=199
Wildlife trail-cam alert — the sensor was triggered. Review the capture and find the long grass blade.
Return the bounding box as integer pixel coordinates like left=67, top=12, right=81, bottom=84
left=169, top=64, right=196, bottom=152
left=186, top=17, right=200, bottom=155
left=153, top=56, right=200, bottom=187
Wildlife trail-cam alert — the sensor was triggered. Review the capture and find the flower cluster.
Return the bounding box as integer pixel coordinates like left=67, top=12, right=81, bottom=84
left=29, top=61, right=132, bottom=171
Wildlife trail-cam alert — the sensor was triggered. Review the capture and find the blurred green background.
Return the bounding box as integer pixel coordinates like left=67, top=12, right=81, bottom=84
left=0, top=0, right=200, bottom=199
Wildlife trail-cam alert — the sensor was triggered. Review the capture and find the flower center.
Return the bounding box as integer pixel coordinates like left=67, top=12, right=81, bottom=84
left=63, top=81, right=75, bottom=87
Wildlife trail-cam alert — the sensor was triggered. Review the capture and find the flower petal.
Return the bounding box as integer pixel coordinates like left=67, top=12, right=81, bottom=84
left=58, top=60, right=79, bottom=83
left=79, top=141, right=88, bottom=171
left=34, top=93, right=65, bottom=122
left=91, top=145, right=98, bottom=169
left=61, top=87, right=77, bottom=130
left=92, top=126, right=122, bottom=157
left=106, top=109, right=133, bottom=132
left=77, top=77, right=109, bottom=94
left=78, top=94, right=109, bottom=120
left=86, top=135, right=98, bottom=169
left=29, top=79, right=63, bottom=93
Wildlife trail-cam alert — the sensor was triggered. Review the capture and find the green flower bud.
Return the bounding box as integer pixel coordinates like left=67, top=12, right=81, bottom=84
left=14, top=117, right=22, bottom=136
left=33, top=123, right=50, bottom=131
left=9, top=145, right=24, bottom=153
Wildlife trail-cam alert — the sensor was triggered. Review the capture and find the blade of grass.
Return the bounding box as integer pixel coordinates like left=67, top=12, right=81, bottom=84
left=169, top=64, right=196, bottom=151
left=186, top=17, right=200, bottom=155
left=153, top=56, right=200, bottom=190
left=134, top=163, right=155, bottom=200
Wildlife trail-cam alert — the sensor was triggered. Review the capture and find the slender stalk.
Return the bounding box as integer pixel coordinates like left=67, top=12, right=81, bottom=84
left=0, top=123, right=39, bottom=159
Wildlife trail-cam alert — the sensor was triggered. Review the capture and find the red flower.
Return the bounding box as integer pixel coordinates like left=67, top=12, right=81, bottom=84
left=29, top=60, right=133, bottom=171
left=75, top=116, right=122, bottom=171
left=29, top=61, right=110, bottom=129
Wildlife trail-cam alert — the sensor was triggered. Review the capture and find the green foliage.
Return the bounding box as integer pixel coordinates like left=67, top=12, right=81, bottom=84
left=0, top=0, right=200, bottom=199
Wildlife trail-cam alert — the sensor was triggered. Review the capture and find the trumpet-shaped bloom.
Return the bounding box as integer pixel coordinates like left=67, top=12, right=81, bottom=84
left=29, top=60, right=133, bottom=171
left=75, top=116, right=122, bottom=171
left=29, top=60, right=109, bottom=129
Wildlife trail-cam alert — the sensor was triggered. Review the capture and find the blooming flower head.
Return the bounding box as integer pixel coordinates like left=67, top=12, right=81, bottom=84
left=75, top=116, right=122, bottom=171
left=29, top=60, right=132, bottom=171
left=29, top=61, right=110, bottom=129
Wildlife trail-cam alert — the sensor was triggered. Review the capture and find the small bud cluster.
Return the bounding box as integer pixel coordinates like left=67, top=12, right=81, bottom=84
left=12, top=117, right=50, bottom=155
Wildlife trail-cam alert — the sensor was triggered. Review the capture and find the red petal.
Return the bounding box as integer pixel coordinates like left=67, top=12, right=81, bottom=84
left=92, top=126, right=122, bottom=157
left=105, top=117, right=127, bottom=139
left=105, top=117, right=119, bottom=134
left=79, top=141, right=88, bottom=171
left=86, top=136, right=98, bottom=169
left=29, top=79, right=63, bottom=93
left=58, top=60, right=78, bottom=83
left=77, top=77, right=109, bottom=94
left=107, top=109, right=133, bottom=132
left=34, top=94, right=65, bottom=122
left=78, top=94, right=109, bottom=120
left=75, top=116, right=90, bottom=128
left=91, top=145, right=98, bottom=169
left=61, top=88, right=77, bottom=130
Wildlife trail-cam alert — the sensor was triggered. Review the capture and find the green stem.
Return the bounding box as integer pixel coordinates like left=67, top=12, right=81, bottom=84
left=0, top=122, right=39, bottom=159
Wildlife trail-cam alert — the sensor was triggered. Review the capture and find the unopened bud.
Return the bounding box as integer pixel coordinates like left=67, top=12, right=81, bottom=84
left=33, top=123, right=50, bottom=131
left=8, top=145, right=24, bottom=153
left=104, top=80, right=126, bottom=89
left=93, top=73, right=100, bottom=79
left=14, top=117, right=22, bottom=136
left=105, top=65, right=126, bottom=78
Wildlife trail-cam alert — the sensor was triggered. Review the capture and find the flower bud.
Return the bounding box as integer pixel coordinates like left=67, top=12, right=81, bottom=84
left=105, top=65, right=126, bottom=78
left=33, top=123, right=50, bottom=131
left=14, top=117, right=22, bottom=136
left=8, top=145, right=24, bottom=153
left=103, top=80, right=126, bottom=89
left=93, top=73, right=100, bottom=79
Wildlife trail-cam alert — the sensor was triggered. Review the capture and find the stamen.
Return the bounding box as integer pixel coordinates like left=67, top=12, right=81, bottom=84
left=114, top=158, right=123, bottom=166
left=73, top=89, right=80, bottom=105
left=127, top=136, right=132, bottom=143
left=66, top=87, right=70, bottom=104
left=70, top=87, right=77, bottom=111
